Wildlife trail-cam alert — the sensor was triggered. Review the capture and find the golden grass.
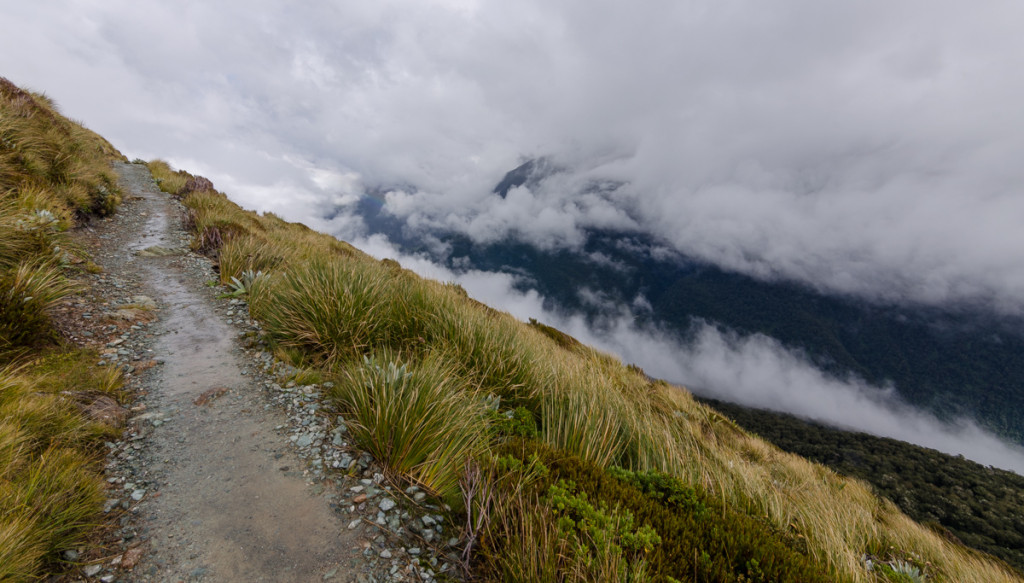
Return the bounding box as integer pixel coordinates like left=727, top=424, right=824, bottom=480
left=146, top=159, right=189, bottom=195
left=1, top=77, right=126, bottom=580
left=331, top=352, right=490, bottom=500
left=0, top=367, right=113, bottom=580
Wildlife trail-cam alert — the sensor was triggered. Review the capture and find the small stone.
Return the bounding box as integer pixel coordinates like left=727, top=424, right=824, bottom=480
left=295, top=434, right=313, bottom=448
left=380, top=549, right=392, bottom=559
left=347, top=519, right=361, bottom=530
left=121, top=547, right=144, bottom=569
left=378, top=498, right=396, bottom=512
left=353, top=494, right=368, bottom=504
left=62, top=549, right=80, bottom=561
left=83, top=564, right=102, bottom=577
left=323, top=567, right=338, bottom=579
left=131, top=489, right=146, bottom=501
left=408, top=547, right=421, bottom=556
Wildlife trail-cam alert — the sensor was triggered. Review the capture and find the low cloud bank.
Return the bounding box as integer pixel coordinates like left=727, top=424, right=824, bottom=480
left=341, top=234, right=1024, bottom=475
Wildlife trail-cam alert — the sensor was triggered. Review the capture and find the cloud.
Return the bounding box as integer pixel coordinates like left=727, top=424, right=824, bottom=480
left=5, top=1, right=1024, bottom=312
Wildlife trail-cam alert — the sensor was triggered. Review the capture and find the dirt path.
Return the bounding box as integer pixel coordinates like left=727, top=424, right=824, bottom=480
left=99, top=163, right=359, bottom=582
left=65, top=164, right=459, bottom=583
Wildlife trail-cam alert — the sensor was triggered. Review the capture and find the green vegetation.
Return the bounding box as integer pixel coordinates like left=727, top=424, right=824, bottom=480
left=1, top=77, right=127, bottom=581
left=164, top=158, right=1024, bottom=582
left=476, top=440, right=830, bottom=582
left=702, top=397, right=1024, bottom=575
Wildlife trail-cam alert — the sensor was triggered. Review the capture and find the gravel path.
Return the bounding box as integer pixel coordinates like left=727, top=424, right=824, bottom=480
left=61, top=163, right=462, bottom=583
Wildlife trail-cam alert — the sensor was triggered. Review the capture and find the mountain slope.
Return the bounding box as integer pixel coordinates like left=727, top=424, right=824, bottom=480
left=151, top=158, right=1023, bottom=581
left=4, top=75, right=1021, bottom=581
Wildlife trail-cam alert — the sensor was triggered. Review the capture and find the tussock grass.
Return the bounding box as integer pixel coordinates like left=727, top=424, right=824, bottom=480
left=146, top=159, right=189, bottom=195
left=478, top=493, right=566, bottom=583
left=1, top=77, right=127, bottom=580
left=1, top=78, right=122, bottom=219
left=1, top=260, right=80, bottom=356
left=331, top=352, right=489, bottom=500
left=171, top=166, right=1024, bottom=581
left=0, top=367, right=113, bottom=580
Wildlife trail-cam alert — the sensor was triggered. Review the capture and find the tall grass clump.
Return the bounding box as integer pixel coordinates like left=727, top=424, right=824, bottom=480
left=145, top=159, right=189, bottom=195
left=330, top=352, right=490, bottom=500
left=0, top=368, right=110, bottom=580
left=249, top=257, right=408, bottom=363
left=1, top=261, right=79, bottom=356
left=1, top=77, right=122, bottom=219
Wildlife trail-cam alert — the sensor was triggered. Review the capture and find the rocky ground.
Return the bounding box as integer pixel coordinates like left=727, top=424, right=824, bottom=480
left=55, top=163, right=465, bottom=583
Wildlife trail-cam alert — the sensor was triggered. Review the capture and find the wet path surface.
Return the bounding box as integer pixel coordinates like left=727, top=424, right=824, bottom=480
left=110, top=164, right=359, bottom=582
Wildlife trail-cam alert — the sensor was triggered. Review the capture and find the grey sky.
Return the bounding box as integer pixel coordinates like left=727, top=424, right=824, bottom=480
left=5, top=1, right=1024, bottom=469
left=4, top=1, right=1023, bottom=312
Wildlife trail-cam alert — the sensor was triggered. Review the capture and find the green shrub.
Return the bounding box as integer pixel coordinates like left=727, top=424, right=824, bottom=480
left=547, top=479, right=660, bottom=581
left=487, top=441, right=830, bottom=583
left=489, top=406, right=539, bottom=439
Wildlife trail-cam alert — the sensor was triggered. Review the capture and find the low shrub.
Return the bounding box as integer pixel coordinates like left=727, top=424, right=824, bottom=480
left=483, top=440, right=831, bottom=583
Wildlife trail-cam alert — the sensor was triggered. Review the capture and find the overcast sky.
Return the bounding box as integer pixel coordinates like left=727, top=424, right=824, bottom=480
left=4, top=0, right=1024, bottom=311
left=5, top=1, right=1024, bottom=469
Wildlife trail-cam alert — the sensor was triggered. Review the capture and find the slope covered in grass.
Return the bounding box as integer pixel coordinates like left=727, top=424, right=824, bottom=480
left=153, top=157, right=1023, bottom=583
left=702, top=396, right=1024, bottom=575
left=1, top=77, right=126, bottom=581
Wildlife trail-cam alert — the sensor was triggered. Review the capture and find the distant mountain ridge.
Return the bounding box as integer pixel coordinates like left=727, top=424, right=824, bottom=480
left=354, top=159, right=1024, bottom=444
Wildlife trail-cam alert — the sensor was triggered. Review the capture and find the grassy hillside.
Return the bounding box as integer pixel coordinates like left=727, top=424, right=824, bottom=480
left=1, top=77, right=127, bottom=580
left=150, top=159, right=1024, bottom=582
left=701, top=396, right=1024, bottom=575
